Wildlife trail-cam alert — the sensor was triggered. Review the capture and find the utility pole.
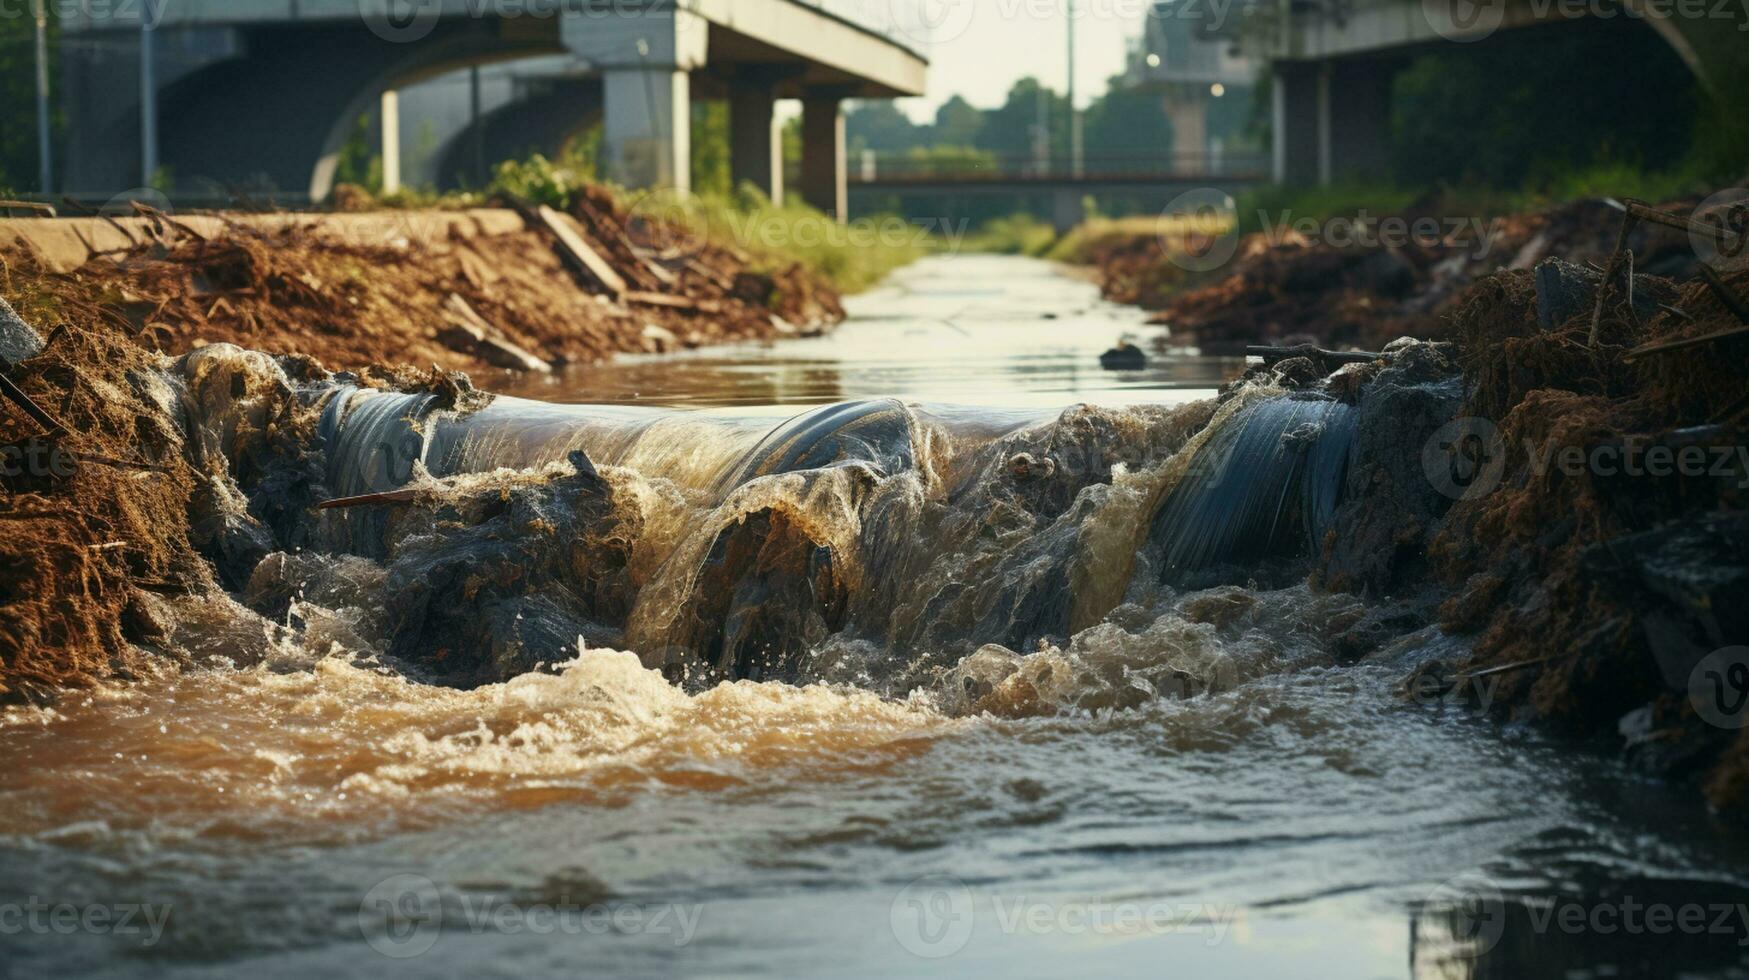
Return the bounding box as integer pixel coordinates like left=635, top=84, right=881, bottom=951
left=1068, top=0, right=1083, bottom=178
left=32, top=0, right=52, bottom=195
left=470, top=66, right=485, bottom=186
left=140, top=4, right=159, bottom=187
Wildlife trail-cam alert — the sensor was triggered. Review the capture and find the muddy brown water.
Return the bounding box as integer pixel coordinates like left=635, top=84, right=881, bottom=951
left=4, top=256, right=1748, bottom=978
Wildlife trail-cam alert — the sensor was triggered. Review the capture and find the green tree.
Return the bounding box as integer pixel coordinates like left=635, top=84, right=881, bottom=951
left=691, top=100, right=731, bottom=197
left=1390, top=28, right=1696, bottom=187
left=974, top=78, right=1070, bottom=167
left=846, top=100, right=925, bottom=154
left=1083, top=80, right=1174, bottom=172
left=932, top=95, right=984, bottom=147
left=0, top=7, right=57, bottom=194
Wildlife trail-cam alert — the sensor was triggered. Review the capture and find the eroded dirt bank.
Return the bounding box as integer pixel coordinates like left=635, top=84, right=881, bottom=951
left=0, top=188, right=843, bottom=377
left=1078, top=192, right=1749, bottom=813
left=1076, top=196, right=1712, bottom=354
left=0, top=193, right=846, bottom=700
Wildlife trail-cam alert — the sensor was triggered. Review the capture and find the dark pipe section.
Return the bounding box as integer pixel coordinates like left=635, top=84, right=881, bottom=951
left=1147, top=396, right=1355, bottom=586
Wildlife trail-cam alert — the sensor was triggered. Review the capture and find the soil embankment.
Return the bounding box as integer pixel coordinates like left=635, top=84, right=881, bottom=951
left=1075, top=197, right=1708, bottom=354
left=0, top=187, right=842, bottom=376
left=1080, top=193, right=1749, bottom=814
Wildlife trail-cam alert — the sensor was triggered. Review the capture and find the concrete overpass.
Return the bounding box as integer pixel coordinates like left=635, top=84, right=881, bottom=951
left=57, top=0, right=929, bottom=214
left=1254, top=0, right=1746, bottom=185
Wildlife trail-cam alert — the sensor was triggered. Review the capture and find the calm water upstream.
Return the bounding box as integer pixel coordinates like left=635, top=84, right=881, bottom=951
left=3, top=256, right=1748, bottom=979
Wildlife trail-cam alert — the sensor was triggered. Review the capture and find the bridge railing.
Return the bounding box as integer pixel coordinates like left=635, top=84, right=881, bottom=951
left=846, top=151, right=1271, bottom=183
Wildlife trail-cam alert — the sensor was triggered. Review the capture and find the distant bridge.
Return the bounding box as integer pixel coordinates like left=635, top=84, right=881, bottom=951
left=846, top=153, right=1268, bottom=230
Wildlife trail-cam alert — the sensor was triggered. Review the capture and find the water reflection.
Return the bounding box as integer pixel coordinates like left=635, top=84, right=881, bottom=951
left=500, top=255, right=1242, bottom=411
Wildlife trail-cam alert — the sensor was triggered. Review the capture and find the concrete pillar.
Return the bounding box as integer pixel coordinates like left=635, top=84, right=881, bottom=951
left=1050, top=189, right=1084, bottom=234
left=729, top=82, right=782, bottom=205
left=1270, top=60, right=1320, bottom=186
left=800, top=94, right=847, bottom=221
left=1316, top=62, right=1333, bottom=185
left=380, top=89, right=401, bottom=195
left=1161, top=89, right=1207, bottom=174
left=561, top=4, right=706, bottom=192
left=600, top=67, right=691, bottom=192
left=1325, top=59, right=1397, bottom=184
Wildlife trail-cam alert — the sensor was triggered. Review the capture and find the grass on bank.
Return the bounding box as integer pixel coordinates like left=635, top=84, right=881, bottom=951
left=1021, top=157, right=1728, bottom=266
left=332, top=155, right=929, bottom=295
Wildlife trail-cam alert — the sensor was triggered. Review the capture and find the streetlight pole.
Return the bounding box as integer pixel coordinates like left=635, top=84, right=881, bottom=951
left=1068, top=0, right=1083, bottom=178
left=32, top=0, right=52, bottom=195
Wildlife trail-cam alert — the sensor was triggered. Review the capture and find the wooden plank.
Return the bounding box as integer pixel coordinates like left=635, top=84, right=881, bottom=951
left=537, top=205, right=626, bottom=297
left=1622, top=321, right=1749, bottom=362
left=437, top=293, right=551, bottom=373
left=624, top=290, right=722, bottom=315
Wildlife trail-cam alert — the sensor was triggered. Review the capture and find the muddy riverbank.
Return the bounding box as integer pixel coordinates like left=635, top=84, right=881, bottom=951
left=1070, top=195, right=1716, bottom=354
left=0, top=191, right=844, bottom=377
left=1071, top=193, right=1749, bottom=814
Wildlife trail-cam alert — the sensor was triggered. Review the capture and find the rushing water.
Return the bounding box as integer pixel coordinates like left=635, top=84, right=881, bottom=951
left=4, top=256, right=1748, bottom=979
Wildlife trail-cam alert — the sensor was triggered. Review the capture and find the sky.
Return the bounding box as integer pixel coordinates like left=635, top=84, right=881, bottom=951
left=880, top=0, right=1149, bottom=121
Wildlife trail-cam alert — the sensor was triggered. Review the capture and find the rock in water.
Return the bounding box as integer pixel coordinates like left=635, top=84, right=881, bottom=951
left=1099, top=343, right=1147, bottom=370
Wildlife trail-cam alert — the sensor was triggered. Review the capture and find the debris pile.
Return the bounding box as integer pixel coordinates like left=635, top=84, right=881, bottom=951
left=0, top=192, right=843, bottom=377
left=1082, top=197, right=1706, bottom=354
left=0, top=277, right=208, bottom=702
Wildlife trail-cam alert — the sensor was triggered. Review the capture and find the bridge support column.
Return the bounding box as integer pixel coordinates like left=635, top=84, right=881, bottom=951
left=600, top=67, right=691, bottom=192
left=1271, top=61, right=1321, bottom=186
left=562, top=6, right=706, bottom=192
left=1049, top=189, right=1084, bottom=234
left=380, top=89, right=401, bottom=196
left=730, top=80, right=783, bottom=205
left=800, top=93, right=847, bottom=222
left=1324, top=59, right=1396, bottom=184
left=1273, top=58, right=1397, bottom=186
